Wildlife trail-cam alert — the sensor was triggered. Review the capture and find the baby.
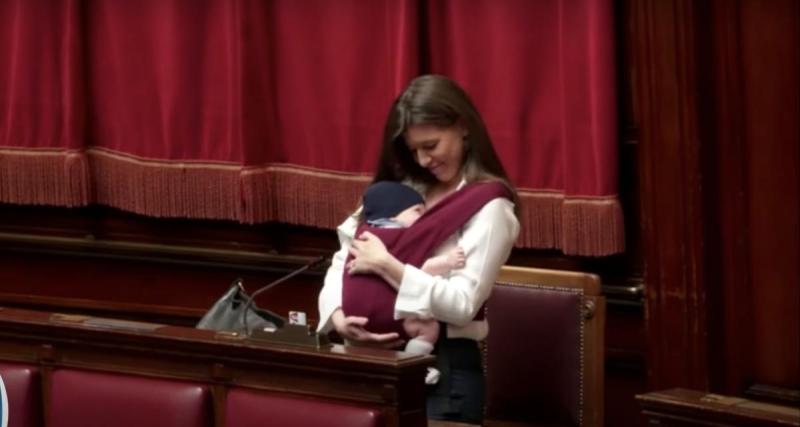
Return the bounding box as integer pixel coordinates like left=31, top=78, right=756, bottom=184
left=347, top=181, right=466, bottom=383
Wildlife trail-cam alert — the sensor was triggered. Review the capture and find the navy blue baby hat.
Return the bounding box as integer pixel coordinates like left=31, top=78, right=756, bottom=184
left=362, top=181, right=424, bottom=222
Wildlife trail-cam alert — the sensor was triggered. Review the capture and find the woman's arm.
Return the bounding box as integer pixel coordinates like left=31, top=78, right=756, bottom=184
left=316, top=240, right=351, bottom=334
left=394, top=198, right=518, bottom=325
left=349, top=198, right=519, bottom=326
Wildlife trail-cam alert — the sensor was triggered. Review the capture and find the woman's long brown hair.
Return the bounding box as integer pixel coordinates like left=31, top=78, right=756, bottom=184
left=372, top=75, right=517, bottom=204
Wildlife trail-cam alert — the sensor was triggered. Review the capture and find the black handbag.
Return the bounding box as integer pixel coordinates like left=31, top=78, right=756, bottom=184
left=196, top=278, right=285, bottom=334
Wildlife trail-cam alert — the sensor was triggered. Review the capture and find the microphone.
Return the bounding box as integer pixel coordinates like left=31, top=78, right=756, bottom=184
left=241, top=255, right=328, bottom=336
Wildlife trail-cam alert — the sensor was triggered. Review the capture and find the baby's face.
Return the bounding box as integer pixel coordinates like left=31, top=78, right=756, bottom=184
left=392, top=203, right=425, bottom=226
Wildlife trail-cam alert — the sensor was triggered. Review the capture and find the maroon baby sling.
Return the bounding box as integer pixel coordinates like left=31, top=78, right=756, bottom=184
left=341, top=182, right=511, bottom=339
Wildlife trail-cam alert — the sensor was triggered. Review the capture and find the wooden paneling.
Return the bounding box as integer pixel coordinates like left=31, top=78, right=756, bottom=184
left=706, top=0, right=800, bottom=397
left=627, top=0, right=800, bottom=401
left=627, top=0, right=710, bottom=390
left=705, top=0, right=754, bottom=396
left=738, top=0, right=800, bottom=390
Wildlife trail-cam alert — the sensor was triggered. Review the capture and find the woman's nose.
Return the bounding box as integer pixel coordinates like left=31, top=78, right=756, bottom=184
left=416, top=151, right=431, bottom=166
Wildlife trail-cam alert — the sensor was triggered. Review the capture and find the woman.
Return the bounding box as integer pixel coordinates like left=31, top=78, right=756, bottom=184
left=317, top=74, right=519, bottom=424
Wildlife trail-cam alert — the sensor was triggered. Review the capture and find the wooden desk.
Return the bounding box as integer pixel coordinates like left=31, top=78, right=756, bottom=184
left=0, top=307, right=433, bottom=427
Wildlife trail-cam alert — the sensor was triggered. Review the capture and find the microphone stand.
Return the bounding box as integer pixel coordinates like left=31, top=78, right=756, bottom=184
left=241, top=255, right=331, bottom=348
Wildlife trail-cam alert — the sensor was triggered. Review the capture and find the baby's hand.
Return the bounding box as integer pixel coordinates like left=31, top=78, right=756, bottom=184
left=446, top=246, right=466, bottom=269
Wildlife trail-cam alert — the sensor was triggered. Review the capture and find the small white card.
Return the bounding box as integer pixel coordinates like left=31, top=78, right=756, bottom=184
left=288, top=311, right=307, bottom=326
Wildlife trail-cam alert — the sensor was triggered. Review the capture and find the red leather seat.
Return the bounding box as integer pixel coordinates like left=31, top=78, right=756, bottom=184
left=0, top=362, right=41, bottom=427
left=487, top=285, right=581, bottom=424
left=225, top=387, right=382, bottom=427
left=485, top=266, right=606, bottom=427
left=47, top=369, right=211, bottom=427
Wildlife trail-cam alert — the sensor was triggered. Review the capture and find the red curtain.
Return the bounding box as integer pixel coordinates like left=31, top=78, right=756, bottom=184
left=0, top=0, right=622, bottom=256
left=426, top=0, right=622, bottom=253
left=0, top=0, right=88, bottom=206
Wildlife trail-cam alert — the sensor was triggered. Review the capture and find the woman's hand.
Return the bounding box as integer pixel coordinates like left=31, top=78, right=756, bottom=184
left=347, top=231, right=389, bottom=274
left=348, top=231, right=406, bottom=285
left=331, top=308, right=403, bottom=348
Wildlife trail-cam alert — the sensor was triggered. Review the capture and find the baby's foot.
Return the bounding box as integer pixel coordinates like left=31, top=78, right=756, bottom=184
left=446, top=247, right=466, bottom=269
left=425, top=367, right=441, bottom=385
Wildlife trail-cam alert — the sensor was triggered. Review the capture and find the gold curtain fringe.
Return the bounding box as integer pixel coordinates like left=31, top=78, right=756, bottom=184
left=0, top=149, right=89, bottom=207
left=241, top=168, right=368, bottom=228
left=91, top=151, right=240, bottom=220
left=0, top=148, right=625, bottom=255
left=516, top=192, right=564, bottom=250
left=516, top=192, right=625, bottom=256
left=561, top=198, right=625, bottom=256
left=65, top=151, right=91, bottom=204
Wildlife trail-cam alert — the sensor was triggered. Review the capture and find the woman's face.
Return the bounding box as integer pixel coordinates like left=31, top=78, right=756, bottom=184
left=404, top=124, right=466, bottom=187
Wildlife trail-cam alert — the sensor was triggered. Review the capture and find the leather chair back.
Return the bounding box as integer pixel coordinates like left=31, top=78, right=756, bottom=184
left=0, top=362, right=41, bottom=427
left=484, top=266, right=606, bottom=426
left=224, top=387, right=383, bottom=427
left=47, top=369, right=211, bottom=427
